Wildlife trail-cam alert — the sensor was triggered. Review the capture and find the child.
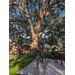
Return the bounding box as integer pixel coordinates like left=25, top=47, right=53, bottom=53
left=15, top=50, right=17, bottom=58
left=36, top=50, right=40, bottom=68
left=41, top=49, right=46, bottom=63
left=36, top=50, right=43, bottom=68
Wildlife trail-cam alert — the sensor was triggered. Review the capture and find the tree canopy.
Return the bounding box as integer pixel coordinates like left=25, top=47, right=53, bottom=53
left=9, top=0, right=65, bottom=55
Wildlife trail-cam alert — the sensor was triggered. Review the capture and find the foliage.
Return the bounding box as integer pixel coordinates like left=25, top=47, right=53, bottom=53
left=9, top=0, right=65, bottom=50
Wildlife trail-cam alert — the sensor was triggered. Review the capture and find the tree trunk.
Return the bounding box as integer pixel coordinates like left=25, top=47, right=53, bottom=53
left=31, top=33, right=38, bottom=56
left=12, top=42, right=15, bottom=54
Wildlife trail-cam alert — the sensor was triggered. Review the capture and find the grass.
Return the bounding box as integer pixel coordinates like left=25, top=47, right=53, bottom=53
left=9, top=48, right=65, bottom=75
left=9, top=55, right=36, bottom=75
left=45, top=48, right=65, bottom=62
left=45, top=52, right=65, bottom=62
left=9, top=54, right=19, bottom=57
left=9, top=54, right=14, bottom=57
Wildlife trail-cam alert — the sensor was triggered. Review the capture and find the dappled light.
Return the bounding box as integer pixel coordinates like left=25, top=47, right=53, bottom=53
left=9, top=0, right=65, bottom=75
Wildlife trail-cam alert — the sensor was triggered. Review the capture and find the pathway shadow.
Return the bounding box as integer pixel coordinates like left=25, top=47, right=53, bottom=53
left=45, top=59, right=65, bottom=75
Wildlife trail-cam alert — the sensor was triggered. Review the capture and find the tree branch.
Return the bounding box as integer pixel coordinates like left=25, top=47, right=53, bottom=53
left=9, top=0, right=25, bottom=14
left=38, top=30, right=50, bottom=38
left=9, top=19, right=27, bottom=22
left=60, top=28, right=65, bottom=32
left=45, top=2, right=65, bottom=17
left=36, top=0, right=51, bottom=33
left=38, top=28, right=64, bottom=38
left=39, top=0, right=43, bottom=18
left=9, top=0, right=34, bottom=35
left=21, top=0, right=35, bottom=39
left=9, top=0, right=23, bottom=6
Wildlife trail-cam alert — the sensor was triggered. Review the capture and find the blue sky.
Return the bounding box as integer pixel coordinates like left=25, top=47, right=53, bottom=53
left=15, top=1, right=65, bottom=22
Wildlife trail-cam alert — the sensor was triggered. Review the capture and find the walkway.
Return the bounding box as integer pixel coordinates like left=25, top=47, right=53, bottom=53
left=16, top=58, right=65, bottom=75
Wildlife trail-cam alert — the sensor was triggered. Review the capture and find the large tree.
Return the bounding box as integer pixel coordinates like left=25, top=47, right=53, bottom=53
left=9, top=0, right=65, bottom=56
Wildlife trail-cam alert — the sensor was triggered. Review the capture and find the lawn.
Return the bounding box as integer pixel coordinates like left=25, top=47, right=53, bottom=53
left=9, top=55, right=36, bottom=75
left=9, top=54, right=19, bottom=57
left=45, top=48, right=65, bottom=62
left=9, top=54, right=14, bottom=57
left=9, top=48, right=65, bottom=75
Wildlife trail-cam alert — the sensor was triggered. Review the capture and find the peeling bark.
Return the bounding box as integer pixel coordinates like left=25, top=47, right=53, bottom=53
left=12, top=42, right=15, bottom=53
left=31, top=32, right=38, bottom=56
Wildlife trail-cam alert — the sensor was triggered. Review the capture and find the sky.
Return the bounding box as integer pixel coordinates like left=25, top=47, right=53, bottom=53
left=9, top=0, right=65, bottom=42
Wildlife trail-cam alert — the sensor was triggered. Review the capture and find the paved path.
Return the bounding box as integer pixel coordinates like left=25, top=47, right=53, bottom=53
left=44, top=59, right=65, bottom=75
left=16, top=59, right=65, bottom=75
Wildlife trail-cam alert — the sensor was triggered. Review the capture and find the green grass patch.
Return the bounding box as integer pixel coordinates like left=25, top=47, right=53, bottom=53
left=9, top=54, right=19, bottom=57
left=60, top=48, right=65, bottom=52
left=9, top=55, right=36, bottom=75
left=45, top=51, right=65, bottom=62
left=9, top=54, right=15, bottom=57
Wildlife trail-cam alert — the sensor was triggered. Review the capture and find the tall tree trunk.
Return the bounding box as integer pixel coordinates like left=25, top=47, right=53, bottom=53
left=12, top=42, right=15, bottom=54
left=12, top=31, right=15, bottom=53
left=31, top=32, right=38, bottom=56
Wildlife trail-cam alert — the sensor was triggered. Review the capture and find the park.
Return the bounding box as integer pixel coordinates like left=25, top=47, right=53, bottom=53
left=9, top=0, right=65, bottom=75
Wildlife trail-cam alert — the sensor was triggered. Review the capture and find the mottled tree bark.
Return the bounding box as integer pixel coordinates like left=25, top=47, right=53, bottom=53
left=31, top=32, right=38, bottom=56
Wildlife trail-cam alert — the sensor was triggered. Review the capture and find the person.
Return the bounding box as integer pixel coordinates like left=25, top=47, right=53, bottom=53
left=51, top=47, right=56, bottom=57
left=40, top=49, right=46, bottom=63
left=47, top=47, right=48, bottom=52
left=41, top=48, right=43, bottom=52
left=58, top=46, right=60, bottom=51
left=41, top=51, right=44, bottom=63
left=26, top=50, right=27, bottom=54
left=36, top=50, right=40, bottom=68
left=20, top=48, right=22, bottom=53
left=18, top=47, right=21, bottom=57
left=54, top=49, right=63, bottom=65
left=58, top=53, right=63, bottom=65
left=47, top=47, right=49, bottom=52
left=29, top=48, right=31, bottom=55
left=10, top=49, right=12, bottom=54
left=54, top=48, right=59, bottom=62
left=39, top=49, right=41, bottom=56
left=15, top=50, right=17, bottom=58
left=23, top=48, right=25, bottom=53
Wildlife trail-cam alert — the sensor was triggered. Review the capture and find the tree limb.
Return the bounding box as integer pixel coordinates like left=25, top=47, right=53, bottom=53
left=21, top=0, right=35, bottom=39
left=9, top=0, right=25, bottom=14
left=36, top=0, right=51, bottom=34
left=39, top=0, right=43, bottom=18
left=45, top=2, right=65, bottom=17
left=38, top=28, right=65, bottom=38
left=9, top=19, right=27, bottom=22
left=10, top=0, right=34, bottom=35
left=60, top=28, right=65, bottom=32
left=9, top=1, right=18, bottom=6
left=38, top=30, right=50, bottom=38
